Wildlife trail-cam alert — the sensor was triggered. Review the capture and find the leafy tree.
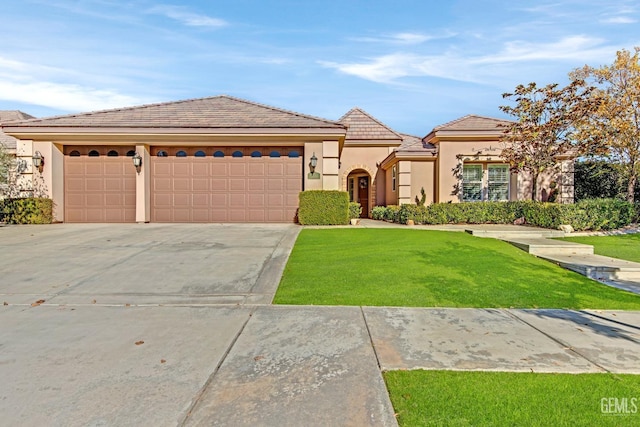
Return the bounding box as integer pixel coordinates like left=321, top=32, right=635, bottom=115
left=499, top=80, right=598, bottom=201
left=0, top=143, right=14, bottom=193
left=571, top=47, right=640, bottom=202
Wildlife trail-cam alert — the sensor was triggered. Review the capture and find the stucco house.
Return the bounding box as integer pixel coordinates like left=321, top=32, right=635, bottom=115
left=1, top=95, right=573, bottom=223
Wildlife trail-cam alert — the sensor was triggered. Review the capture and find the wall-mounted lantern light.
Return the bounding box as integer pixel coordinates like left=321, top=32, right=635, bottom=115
left=307, top=152, right=320, bottom=179
left=32, top=151, right=44, bottom=173
left=132, top=152, right=142, bottom=173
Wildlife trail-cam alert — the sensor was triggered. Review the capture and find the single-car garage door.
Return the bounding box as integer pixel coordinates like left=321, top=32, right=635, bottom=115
left=151, top=147, right=302, bottom=223
left=64, top=146, right=136, bottom=223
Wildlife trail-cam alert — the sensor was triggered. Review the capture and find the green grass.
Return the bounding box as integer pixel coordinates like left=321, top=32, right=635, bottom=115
left=558, top=234, right=640, bottom=263
left=384, top=370, right=640, bottom=426
left=274, top=229, right=640, bottom=309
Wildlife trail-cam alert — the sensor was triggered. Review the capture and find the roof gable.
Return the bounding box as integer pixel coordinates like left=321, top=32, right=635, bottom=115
left=4, top=96, right=344, bottom=130
left=339, top=108, right=402, bottom=143
left=434, top=114, right=511, bottom=132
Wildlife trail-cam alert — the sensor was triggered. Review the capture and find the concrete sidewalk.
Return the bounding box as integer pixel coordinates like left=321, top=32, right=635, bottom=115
left=2, top=304, right=639, bottom=426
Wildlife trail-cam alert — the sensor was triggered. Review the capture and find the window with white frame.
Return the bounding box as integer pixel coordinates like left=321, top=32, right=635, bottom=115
left=462, top=164, right=482, bottom=201
left=392, top=165, right=397, bottom=192
left=348, top=177, right=355, bottom=201
left=488, top=165, right=509, bottom=201
left=462, top=163, right=510, bottom=202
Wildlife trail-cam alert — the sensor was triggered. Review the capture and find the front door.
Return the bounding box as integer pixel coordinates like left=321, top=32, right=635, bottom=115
left=358, top=176, right=369, bottom=218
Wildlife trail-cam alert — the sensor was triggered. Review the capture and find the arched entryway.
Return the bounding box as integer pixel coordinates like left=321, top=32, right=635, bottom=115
left=346, top=169, right=371, bottom=218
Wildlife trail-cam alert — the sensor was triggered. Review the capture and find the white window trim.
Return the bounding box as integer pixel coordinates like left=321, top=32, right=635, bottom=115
left=462, top=163, right=510, bottom=202
left=391, top=165, right=397, bottom=192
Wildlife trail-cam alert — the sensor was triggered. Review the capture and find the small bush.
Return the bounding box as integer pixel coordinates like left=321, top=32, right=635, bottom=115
left=298, top=191, right=349, bottom=225
left=0, top=198, right=54, bottom=224
left=371, top=206, right=387, bottom=220
left=348, top=202, right=362, bottom=219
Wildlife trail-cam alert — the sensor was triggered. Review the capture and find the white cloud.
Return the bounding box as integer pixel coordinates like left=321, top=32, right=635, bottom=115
left=601, top=16, right=637, bottom=24
left=147, top=5, right=228, bottom=28
left=350, top=31, right=455, bottom=45
left=0, top=81, right=146, bottom=112
left=0, top=56, right=148, bottom=112
left=320, top=36, right=617, bottom=85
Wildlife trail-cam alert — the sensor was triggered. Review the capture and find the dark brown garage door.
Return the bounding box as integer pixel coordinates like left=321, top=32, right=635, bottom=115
left=151, top=147, right=302, bottom=223
left=64, top=147, right=136, bottom=223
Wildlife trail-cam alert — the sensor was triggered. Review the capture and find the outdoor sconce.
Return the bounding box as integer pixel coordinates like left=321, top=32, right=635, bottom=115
left=32, top=151, right=44, bottom=173
left=132, top=152, right=142, bottom=173
left=308, top=152, right=320, bottom=179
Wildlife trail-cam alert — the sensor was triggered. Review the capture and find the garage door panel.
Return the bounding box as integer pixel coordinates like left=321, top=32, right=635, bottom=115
left=85, top=178, right=104, bottom=192
left=229, top=163, right=246, bottom=176
left=229, top=179, right=246, bottom=191
left=104, top=178, right=124, bottom=191
left=151, top=151, right=301, bottom=223
left=211, top=179, right=227, bottom=191
left=248, top=163, right=265, bottom=176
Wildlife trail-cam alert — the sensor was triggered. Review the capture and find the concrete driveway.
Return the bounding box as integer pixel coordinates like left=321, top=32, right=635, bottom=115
left=0, top=223, right=299, bottom=306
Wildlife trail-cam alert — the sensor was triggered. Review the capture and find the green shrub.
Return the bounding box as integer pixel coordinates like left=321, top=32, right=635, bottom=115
left=373, top=199, right=635, bottom=231
left=371, top=206, right=387, bottom=220
left=383, top=205, right=401, bottom=222
left=298, top=191, right=349, bottom=225
left=348, top=202, right=362, bottom=219
left=0, top=198, right=54, bottom=224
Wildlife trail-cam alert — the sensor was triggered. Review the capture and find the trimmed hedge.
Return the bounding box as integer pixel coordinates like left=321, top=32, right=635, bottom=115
left=373, top=199, right=637, bottom=231
left=348, top=202, right=362, bottom=219
left=0, top=198, right=54, bottom=224
left=298, top=191, right=349, bottom=225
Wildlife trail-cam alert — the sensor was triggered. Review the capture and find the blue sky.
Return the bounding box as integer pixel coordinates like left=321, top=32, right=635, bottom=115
left=0, top=0, right=638, bottom=135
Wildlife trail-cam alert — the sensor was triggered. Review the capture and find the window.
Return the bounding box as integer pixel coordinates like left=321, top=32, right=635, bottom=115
left=232, top=150, right=243, bottom=158
left=176, top=150, right=187, bottom=157
left=251, top=151, right=262, bottom=158
left=288, top=151, right=300, bottom=158
left=462, top=165, right=482, bottom=202
left=391, top=165, right=397, bottom=192
left=348, top=178, right=355, bottom=201
left=88, top=150, right=100, bottom=157
left=269, top=151, right=281, bottom=158
left=107, top=150, right=119, bottom=157
left=213, top=150, right=225, bottom=158
left=157, top=150, right=168, bottom=157
left=69, top=150, right=81, bottom=157
left=488, top=165, right=509, bottom=201
left=194, top=150, right=206, bottom=157
left=126, top=150, right=136, bottom=157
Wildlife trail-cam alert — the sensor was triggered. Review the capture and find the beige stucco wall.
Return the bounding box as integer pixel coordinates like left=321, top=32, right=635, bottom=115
left=303, top=142, right=323, bottom=191
left=437, top=139, right=504, bottom=203
left=410, top=161, right=435, bottom=205
left=135, top=145, right=151, bottom=223
left=385, top=166, right=398, bottom=205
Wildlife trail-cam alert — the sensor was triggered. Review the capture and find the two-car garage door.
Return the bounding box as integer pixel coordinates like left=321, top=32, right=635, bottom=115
left=151, top=147, right=302, bottom=223
left=63, top=146, right=302, bottom=223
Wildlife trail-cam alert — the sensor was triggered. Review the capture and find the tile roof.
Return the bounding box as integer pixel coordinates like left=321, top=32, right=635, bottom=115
left=1, top=111, right=36, bottom=151
left=434, top=114, right=511, bottom=132
left=397, top=133, right=437, bottom=153
left=338, top=108, right=402, bottom=142
left=3, top=96, right=344, bottom=130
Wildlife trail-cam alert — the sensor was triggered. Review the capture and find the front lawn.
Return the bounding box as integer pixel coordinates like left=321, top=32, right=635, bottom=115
left=559, top=233, right=640, bottom=263
left=274, top=229, right=640, bottom=309
left=384, top=370, right=640, bottom=426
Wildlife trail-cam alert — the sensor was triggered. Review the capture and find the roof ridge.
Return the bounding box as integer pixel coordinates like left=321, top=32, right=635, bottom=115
left=339, top=107, right=403, bottom=139
left=434, top=114, right=511, bottom=130
left=15, top=95, right=343, bottom=127
left=219, top=95, right=342, bottom=127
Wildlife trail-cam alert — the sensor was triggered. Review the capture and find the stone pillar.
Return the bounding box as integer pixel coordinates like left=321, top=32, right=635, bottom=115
left=135, top=145, right=151, bottom=223
left=398, top=160, right=412, bottom=204
left=322, top=140, right=339, bottom=190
